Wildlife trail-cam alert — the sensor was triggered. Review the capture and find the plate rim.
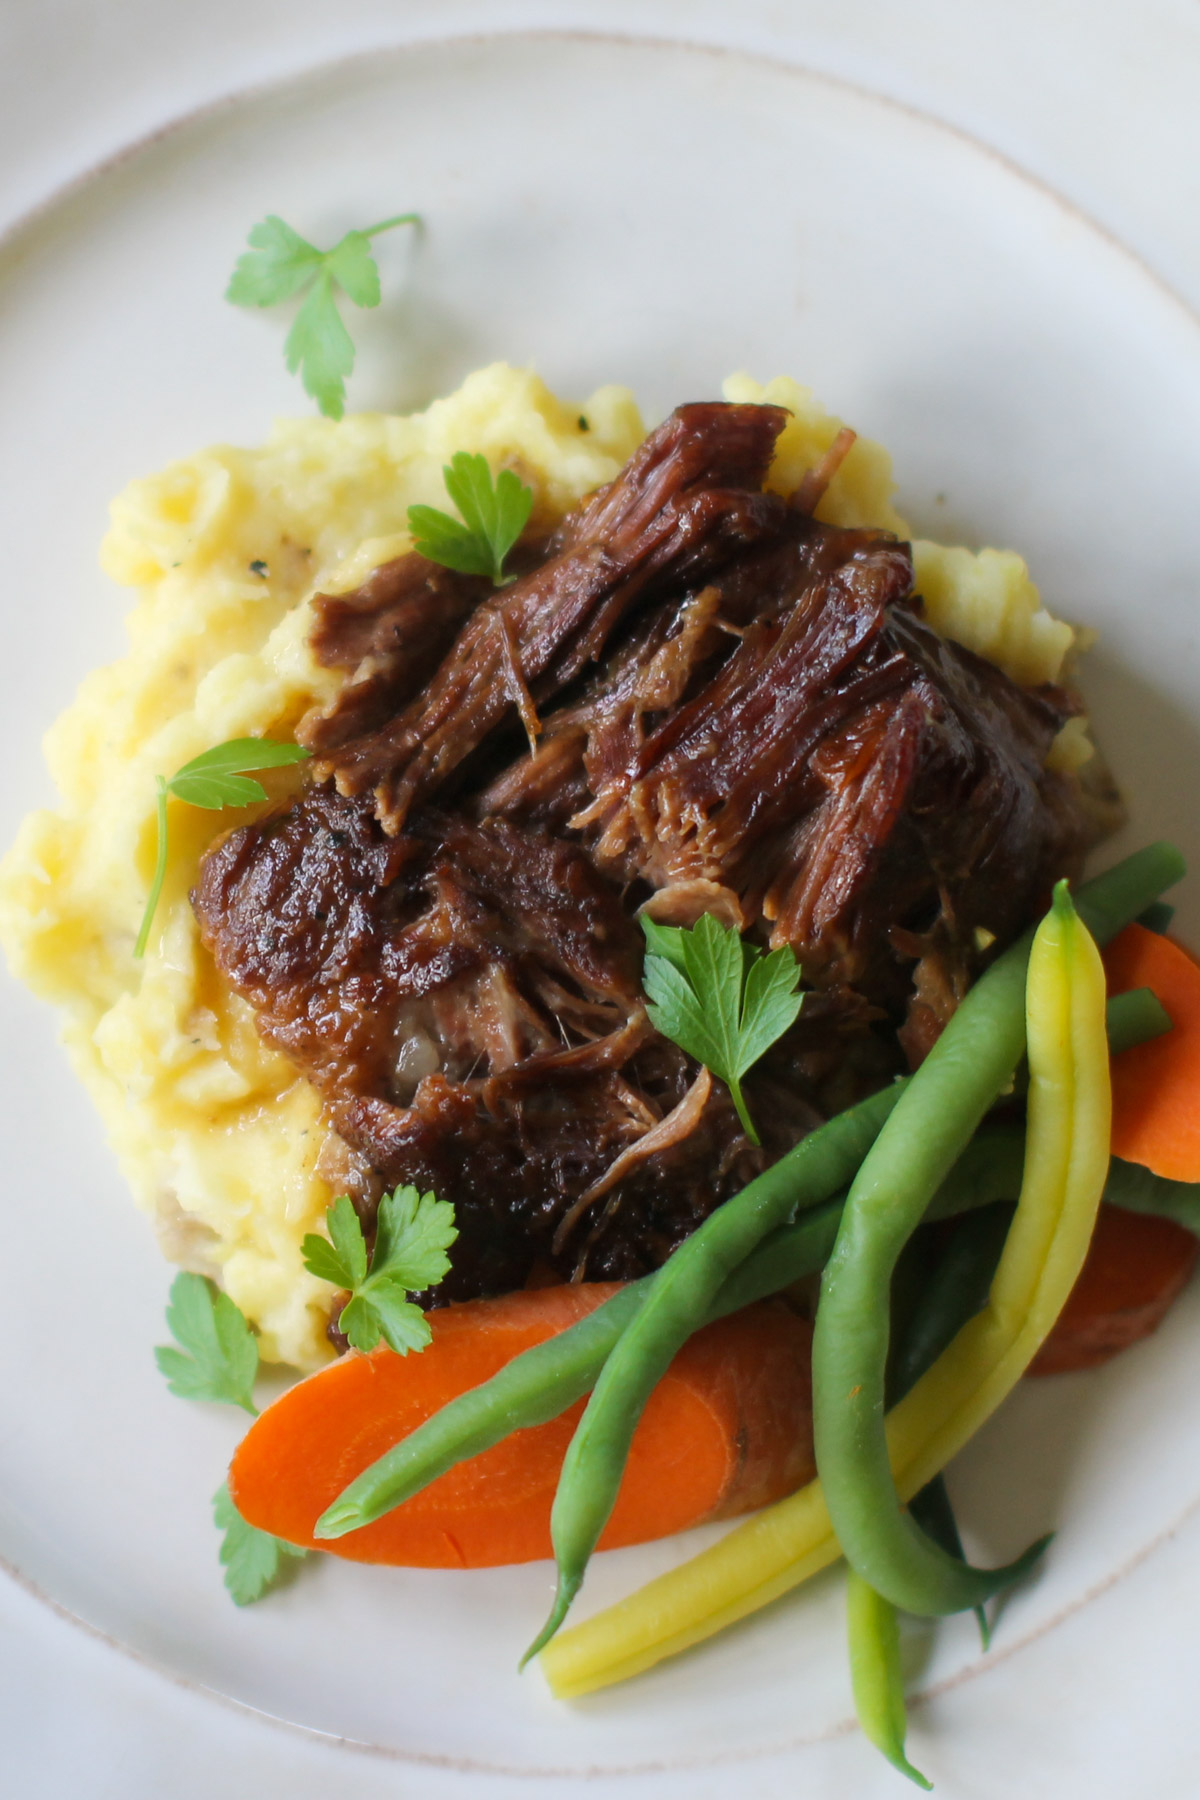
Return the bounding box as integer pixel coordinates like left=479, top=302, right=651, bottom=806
left=3, top=23, right=1198, bottom=340
left=4, top=19, right=1200, bottom=1780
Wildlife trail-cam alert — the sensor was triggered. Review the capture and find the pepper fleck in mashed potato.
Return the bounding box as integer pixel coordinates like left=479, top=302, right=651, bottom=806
left=0, top=364, right=1085, bottom=1368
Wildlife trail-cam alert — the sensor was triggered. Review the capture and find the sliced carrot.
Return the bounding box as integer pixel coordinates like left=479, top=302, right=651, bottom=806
left=1104, top=922, right=1200, bottom=1181
left=230, top=1284, right=815, bottom=1567
left=1028, top=1203, right=1198, bottom=1375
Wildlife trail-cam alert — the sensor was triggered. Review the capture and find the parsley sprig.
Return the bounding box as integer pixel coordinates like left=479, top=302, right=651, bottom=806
left=408, top=452, right=533, bottom=585
left=640, top=913, right=805, bottom=1145
left=155, top=1271, right=260, bottom=1413
left=135, top=736, right=310, bottom=960
left=302, top=1187, right=458, bottom=1354
left=155, top=1274, right=311, bottom=1603
left=213, top=1481, right=308, bottom=1606
left=226, top=211, right=421, bottom=420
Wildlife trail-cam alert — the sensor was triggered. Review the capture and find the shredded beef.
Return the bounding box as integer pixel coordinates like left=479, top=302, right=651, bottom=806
left=300, top=403, right=793, bottom=832
left=193, top=401, right=1097, bottom=1311
left=194, top=789, right=823, bottom=1296
left=300, top=554, right=491, bottom=759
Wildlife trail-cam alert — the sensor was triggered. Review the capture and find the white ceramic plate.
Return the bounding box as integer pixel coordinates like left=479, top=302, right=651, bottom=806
left=3, top=21, right=1200, bottom=1796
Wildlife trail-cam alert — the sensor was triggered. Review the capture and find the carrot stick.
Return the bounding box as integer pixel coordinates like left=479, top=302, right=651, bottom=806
left=1028, top=1202, right=1198, bottom=1374
left=229, top=1285, right=815, bottom=1567
left=1105, top=923, right=1200, bottom=1180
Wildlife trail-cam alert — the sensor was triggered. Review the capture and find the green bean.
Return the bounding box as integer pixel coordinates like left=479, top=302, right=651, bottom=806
left=847, top=1198, right=1016, bottom=1776
left=727, top=987, right=1166, bottom=1310
left=320, top=1083, right=903, bottom=1541
left=848, top=1188, right=1027, bottom=1775
left=908, top=1477, right=988, bottom=1649
left=1106, top=986, right=1172, bottom=1055
left=814, top=1054, right=1027, bottom=1616
left=893, top=1203, right=1014, bottom=1654
left=842, top=1014, right=1180, bottom=1777
left=1137, top=900, right=1175, bottom=934
left=315, top=1280, right=650, bottom=1539
left=924, top=1128, right=1024, bottom=1222
left=1104, top=1156, right=1200, bottom=1236
left=890, top=1204, right=1016, bottom=1401
left=668, top=1161, right=1012, bottom=1327
left=1074, top=842, right=1186, bottom=941
left=978, top=983, right=1169, bottom=1116
left=845, top=1568, right=933, bottom=1789
left=678, top=1174, right=1004, bottom=1327
left=886, top=1208, right=1014, bottom=1660
left=929, top=1132, right=1200, bottom=1253
left=921, top=988, right=1168, bottom=1230
left=521, top=1081, right=906, bottom=1658
left=812, top=844, right=1183, bottom=1620
left=705, top=1197, right=844, bottom=1315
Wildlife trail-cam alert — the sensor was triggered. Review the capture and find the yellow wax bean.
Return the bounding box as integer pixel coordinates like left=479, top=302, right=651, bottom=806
left=541, top=886, right=1110, bottom=1699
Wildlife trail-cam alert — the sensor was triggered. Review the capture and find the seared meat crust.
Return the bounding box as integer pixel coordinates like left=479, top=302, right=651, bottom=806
left=194, top=402, right=1094, bottom=1304
left=194, top=790, right=774, bottom=1295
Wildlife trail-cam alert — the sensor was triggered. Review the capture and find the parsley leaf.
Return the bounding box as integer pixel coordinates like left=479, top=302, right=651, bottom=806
left=213, top=1482, right=308, bottom=1606
left=154, top=1272, right=259, bottom=1414
left=283, top=273, right=355, bottom=422
left=225, top=215, right=324, bottom=305
left=298, top=1194, right=368, bottom=1291
left=165, top=736, right=311, bottom=808
left=408, top=451, right=533, bottom=585
left=640, top=913, right=805, bottom=1145
left=135, top=736, right=310, bottom=959
left=227, top=211, right=420, bottom=420
left=301, top=1187, right=458, bottom=1355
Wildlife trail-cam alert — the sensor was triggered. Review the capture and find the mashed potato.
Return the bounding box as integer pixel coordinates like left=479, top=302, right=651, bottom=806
left=0, top=364, right=1086, bottom=1368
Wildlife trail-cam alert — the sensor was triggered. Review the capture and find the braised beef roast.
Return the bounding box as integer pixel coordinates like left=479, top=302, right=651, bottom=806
left=193, top=402, right=1096, bottom=1311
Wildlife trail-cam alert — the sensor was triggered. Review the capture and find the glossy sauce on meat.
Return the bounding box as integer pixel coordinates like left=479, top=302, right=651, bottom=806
left=193, top=402, right=1094, bottom=1310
